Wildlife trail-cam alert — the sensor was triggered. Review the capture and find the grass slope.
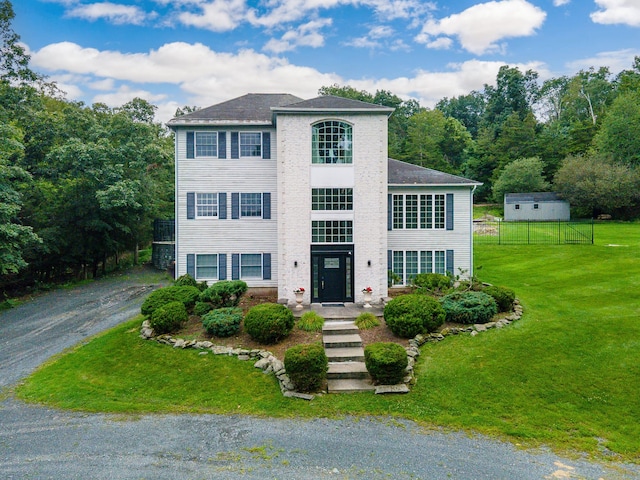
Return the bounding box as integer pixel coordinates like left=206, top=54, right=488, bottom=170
left=14, top=222, right=640, bottom=462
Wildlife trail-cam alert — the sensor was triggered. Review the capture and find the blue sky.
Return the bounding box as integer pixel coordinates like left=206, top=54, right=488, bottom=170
left=14, top=0, right=640, bottom=122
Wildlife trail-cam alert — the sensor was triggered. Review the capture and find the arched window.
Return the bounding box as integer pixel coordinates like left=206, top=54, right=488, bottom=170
left=311, top=121, right=352, bottom=164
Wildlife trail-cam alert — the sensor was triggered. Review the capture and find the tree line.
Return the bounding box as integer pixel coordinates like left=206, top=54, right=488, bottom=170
left=2, top=0, right=640, bottom=293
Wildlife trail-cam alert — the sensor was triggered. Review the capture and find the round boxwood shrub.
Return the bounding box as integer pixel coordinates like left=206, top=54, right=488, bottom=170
left=193, top=301, right=214, bottom=317
left=284, top=342, right=328, bottom=392
left=244, top=303, right=295, bottom=344
left=202, top=307, right=243, bottom=337
left=175, top=273, right=208, bottom=292
left=411, top=273, right=452, bottom=294
left=383, top=294, right=446, bottom=338
left=483, top=285, right=515, bottom=312
left=364, top=342, right=408, bottom=385
left=141, top=286, right=201, bottom=317
left=199, top=280, right=248, bottom=308
left=440, top=291, right=498, bottom=324
left=150, top=301, right=188, bottom=335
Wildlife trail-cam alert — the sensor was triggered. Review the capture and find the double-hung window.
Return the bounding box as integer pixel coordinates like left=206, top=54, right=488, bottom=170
left=240, top=193, right=262, bottom=217
left=240, top=254, right=262, bottom=278
left=196, top=254, right=217, bottom=279
left=196, top=193, right=218, bottom=217
left=312, top=121, right=353, bottom=164
left=195, top=132, right=217, bottom=157
left=240, top=133, right=261, bottom=157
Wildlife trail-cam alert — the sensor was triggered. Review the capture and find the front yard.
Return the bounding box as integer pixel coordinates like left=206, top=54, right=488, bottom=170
left=14, top=221, right=640, bottom=463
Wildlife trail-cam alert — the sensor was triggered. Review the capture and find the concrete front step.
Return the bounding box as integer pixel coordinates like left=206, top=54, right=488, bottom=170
left=323, top=334, right=362, bottom=348
left=322, top=322, right=359, bottom=336
left=327, top=378, right=375, bottom=393
left=327, top=362, right=370, bottom=380
left=325, top=346, right=365, bottom=362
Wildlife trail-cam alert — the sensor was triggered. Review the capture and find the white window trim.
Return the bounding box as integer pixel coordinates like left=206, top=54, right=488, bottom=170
left=196, top=254, right=218, bottom=280
left=240, top=253, right=263, bottom=279
left=195, top=192, right=219, bottom=219
left=239, top=132, right=262, bottom=158
left=195, top=131, right=218, bottom=158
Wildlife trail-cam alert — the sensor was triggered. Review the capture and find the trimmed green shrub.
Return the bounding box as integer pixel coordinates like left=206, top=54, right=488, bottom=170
left=199, top=280, right=248, bottom=308
left=141, top=286, right=201, bottom=317
left=202, top=307, right=243, bottom=337
left=383, top=294, right=446, bottom=338
left=298, top=311, right=325, bottom=332
left=244, top=303, right=295, bottom=344
left=284, top=342, right=328, bottom=392
left=355, top=312, right=380, bottom=330
left=193, top=301, right=214, bottom=317
left=364, top=342, right=408, bottom=385
left=441, top=291, right=498, bottom=324
left=150, top=301, right=188, bottom=335
left=411, top=273, right=452, bottom=294
left=174, top=274, right=197, bottom=288
left=483, top=285, right=516, bottom=312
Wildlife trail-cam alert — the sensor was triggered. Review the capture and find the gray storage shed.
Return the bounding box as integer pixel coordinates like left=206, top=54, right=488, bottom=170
left=504, top=193, right=570, bottom=221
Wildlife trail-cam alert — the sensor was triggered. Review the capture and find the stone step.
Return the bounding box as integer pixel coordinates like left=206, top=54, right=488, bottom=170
left=323, top=334, right=362, bottom=348
left=327, top=378, right=375, bottom=393
left=322, top=322, right=359, bottom=336
left=327, top=362, right=370, bottom=380
left=325, top=346, right=365, bottom=362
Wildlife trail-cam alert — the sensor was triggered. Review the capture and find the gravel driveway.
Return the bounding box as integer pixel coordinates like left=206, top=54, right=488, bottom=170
left=1, top=267, right=638, bottom=479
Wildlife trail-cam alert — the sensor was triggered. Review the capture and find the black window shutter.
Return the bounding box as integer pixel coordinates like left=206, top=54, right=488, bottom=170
left=232, top=254, right=240, bottom=280
left=446, top=250, right=454, bottom=275
left=218, top=254, right=227, bottom=280
left=387, top=250, right=392, bottom=270
left=231, top=132, right=239, bottom=159
left=231, top=193, right=240, bottom=219
left=263, top=253, right=271, bottom=280
left=446, top=193, right=454, bottom=230
left=387, top=194, right=393, bottom=231
left=186, top=131, right=194, bottom=159
left=263, top=192, right=271, bottom=219
left=187, top=254, right=195, bottom=277
left=186, top=192, right=195, bottom=219
left=218, top=193, right=227, bottom=219
left=262, top=132, right=271, bottom=159
left=218, top=131, right=226, bottom=159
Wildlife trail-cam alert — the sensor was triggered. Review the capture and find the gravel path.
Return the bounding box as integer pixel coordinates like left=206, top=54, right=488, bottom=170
left=1, top=268, right=638, bottom=479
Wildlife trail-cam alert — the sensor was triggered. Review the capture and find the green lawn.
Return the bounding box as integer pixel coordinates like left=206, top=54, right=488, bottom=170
left=14, top=222, right=640, bottom=462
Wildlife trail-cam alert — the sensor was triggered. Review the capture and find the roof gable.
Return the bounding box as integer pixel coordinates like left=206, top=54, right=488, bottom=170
left=167, top=93, right=303, bottom=126
left=388, top=158, right=480, bottom=187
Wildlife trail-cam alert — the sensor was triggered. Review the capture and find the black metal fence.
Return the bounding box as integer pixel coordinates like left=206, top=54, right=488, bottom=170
left=474, top=219, right=594, bottom=245
left=152, top=219, right=175, bottom=270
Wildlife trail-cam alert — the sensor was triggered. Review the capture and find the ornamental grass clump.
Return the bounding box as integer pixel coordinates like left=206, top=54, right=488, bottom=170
left=440, top=291, right=498, bottom=324
left=383, top=294, right=446, bottom=338
left=150, top=301, right=188, bottom=335
left=364, top=342, right=408, bottom=385
left=298, top=311, right=325, bottom=332
left=244, top=303, right=295, bottom=344
left=483, top=285, right=516, bottom=312
left=284, top=342, right=328, bottom=392
left=355, top=312, right=380, bottom=329
left=202, top=307, right=243, bottom=337
left=141, top=286, right=201, bottom=317
left=199, top=280, right=248, bottom=309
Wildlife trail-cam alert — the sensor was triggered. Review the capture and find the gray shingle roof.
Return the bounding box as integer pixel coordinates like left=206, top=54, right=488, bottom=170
left=504, top=192, right=564, bottom=203
left=273, top=95, right=395, bottom=113
left=388, top=158, right=481, bottom=186
left=167, top=93, right=303, bottom=126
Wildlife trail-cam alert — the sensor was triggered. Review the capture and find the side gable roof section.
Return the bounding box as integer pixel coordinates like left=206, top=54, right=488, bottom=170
left=272, top=95, right=395, bottom=115
left=504, top=192, right=565, bottom=204
left=388, top=158, right=481, bottom=187
left=166, top=93, right=303, bottom=128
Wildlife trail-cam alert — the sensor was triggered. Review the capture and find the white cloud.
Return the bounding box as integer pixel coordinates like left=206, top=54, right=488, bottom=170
left=591, top=0, right=640, bottom=27
left=93, top=85, right=167, bottom=106
left=263, top=18, right=332, bottom=53
left=66, top=2, right=154, bottom=25
left=178, top=0, right=248, bottom=31
left=553, top=0, right=570, bottom=6
left=344, top=24, right=397, bottom=49
left=415, top=0, right=546, bottom=55
left=566, top=48, right=640, bottom=73
left=426, top=37, right=452, bottom=50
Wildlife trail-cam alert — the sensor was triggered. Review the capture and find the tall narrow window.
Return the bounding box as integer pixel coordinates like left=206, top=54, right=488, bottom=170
left=406, top=251, right=418, bottom=282
left=406, top=195, right=418, bottom=229
left=434, top=194, right=445, bottom=229
left=392, top=251, right=404, bottom=285
left=420, top=195, right=432, bottom=229
left=393, top=195, right=404, bottom=229
left=312, top=121, right=353, bottom=164
left=434, top=251, right=446, bottom=274
left=420, top=251, right=433, bottom=273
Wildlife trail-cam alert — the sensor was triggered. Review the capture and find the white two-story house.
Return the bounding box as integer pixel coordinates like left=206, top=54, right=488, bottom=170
left=167, top=93, right=480, bottom=306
